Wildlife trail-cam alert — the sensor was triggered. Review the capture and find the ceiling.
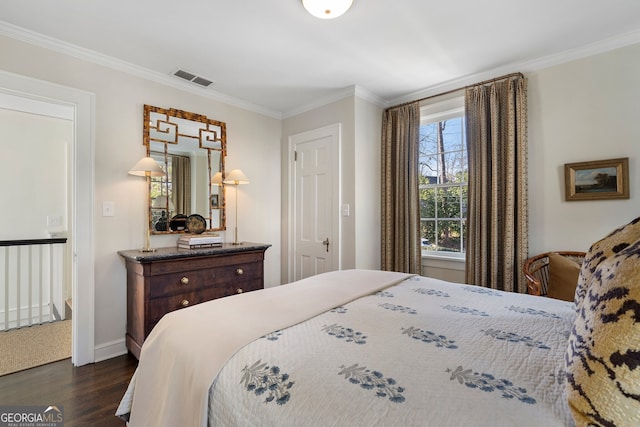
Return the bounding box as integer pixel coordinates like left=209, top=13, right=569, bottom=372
left=2, top=0, right=640, bottom=118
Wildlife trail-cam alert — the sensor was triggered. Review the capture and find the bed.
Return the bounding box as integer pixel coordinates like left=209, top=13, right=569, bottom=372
left=117, top=216, right=640, bottom=427
left=117, top=269, right=577, bottom=426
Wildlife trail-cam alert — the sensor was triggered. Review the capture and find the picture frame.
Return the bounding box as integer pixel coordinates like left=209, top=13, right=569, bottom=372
left=210, top=194, right=219, bottom=208
left=564, top=157, right=629, bottom=201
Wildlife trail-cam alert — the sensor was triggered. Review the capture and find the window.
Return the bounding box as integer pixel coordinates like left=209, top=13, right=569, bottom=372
left=419, top=97, right=467, bottom=258
left=150, top=151, right=173, bottom=202
left=150, top=151, right=173, bottom=229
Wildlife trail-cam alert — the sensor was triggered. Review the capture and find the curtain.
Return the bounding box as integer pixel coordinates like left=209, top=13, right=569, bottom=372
left=464, top=75, right=528, bottom=293
left=381, top=102, right=422, bottom=274
left=172, top=154, right=191, bottom=215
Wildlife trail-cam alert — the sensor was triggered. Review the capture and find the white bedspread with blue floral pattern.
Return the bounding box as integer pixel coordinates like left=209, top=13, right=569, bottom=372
left=205, top=275, right=575, bottom=426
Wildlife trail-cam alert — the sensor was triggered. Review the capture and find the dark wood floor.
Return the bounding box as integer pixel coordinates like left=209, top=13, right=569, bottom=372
left=0, top=353, right=138, bottom=427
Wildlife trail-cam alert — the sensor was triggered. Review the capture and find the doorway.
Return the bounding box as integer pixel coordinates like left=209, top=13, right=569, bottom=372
left=289, top=123, right=341, bottom=281
left=0, top=70, right=95, bottom=366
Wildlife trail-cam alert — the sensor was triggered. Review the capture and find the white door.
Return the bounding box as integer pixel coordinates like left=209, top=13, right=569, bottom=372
left=290, top=124, right=340, bottom=281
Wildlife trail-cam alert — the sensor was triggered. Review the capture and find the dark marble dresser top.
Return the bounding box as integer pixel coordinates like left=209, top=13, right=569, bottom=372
left=118, top=242, right=271, bottom=263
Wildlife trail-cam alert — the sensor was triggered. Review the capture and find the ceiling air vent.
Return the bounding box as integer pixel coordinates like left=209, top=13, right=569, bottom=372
left=172, top=69, right=214, bottom=87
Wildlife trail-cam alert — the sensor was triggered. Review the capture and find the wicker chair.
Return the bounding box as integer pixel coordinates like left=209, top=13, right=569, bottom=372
left=523, top=251, right=586, bottom=296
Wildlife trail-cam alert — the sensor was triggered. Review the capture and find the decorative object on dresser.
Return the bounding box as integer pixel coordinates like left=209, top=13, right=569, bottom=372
left=168, top=213, right=187, bottom=231
left=177, top=233, right=223, bottom=249
left=119, top=242, right=270, bottom=359
left=128, top=156, right=165, bottom=252
left=185, top=213, right=207, bottom=234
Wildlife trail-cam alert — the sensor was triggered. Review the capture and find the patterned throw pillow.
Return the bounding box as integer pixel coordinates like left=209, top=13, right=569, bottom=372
left=565, top=218, right=640, bottom=427
left=574, top=216, right=640, bottom=308
left=547, top=252, right=581, bottom=302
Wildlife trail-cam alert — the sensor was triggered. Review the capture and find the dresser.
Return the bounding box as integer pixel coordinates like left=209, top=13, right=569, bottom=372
left=119, top=242, right=270, bottom=359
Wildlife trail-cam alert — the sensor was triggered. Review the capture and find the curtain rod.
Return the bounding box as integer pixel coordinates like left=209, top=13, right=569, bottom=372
left=388, top=72, right=524, bottom=110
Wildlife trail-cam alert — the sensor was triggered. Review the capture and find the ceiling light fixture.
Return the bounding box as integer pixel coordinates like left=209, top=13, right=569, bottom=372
left=302, top=0, right=354, bottom=19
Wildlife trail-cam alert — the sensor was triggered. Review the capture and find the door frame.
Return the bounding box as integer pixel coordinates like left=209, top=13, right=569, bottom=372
left=0, top=70, right=96, bottom=366
left=287, top=123, right=341, bottom=282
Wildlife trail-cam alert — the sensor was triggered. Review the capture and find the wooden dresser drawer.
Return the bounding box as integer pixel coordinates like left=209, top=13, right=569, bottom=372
left=147, top=279, right=262, bottom=329
left=147, top=251, right=264, bottom=275
left=148, top=261, right=262, bottom=299
left=147, top=287, right=228, bottom=326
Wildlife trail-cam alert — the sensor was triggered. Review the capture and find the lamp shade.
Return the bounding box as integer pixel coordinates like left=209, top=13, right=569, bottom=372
left=302, top=0, right=353, bottom=19
left=152, top=195, right=174, bottom=210
left=223, top=169, right=250, bottom=185
left=128, top=157, right=164, bottom=177
left=211, top=171, right=224, bottom=186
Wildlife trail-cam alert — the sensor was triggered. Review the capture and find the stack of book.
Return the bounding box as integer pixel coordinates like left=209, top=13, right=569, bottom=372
left=177, top=234, right=223, bottom=249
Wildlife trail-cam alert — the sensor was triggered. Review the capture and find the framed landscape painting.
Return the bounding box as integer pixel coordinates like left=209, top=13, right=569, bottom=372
left=564, top=157, right=629, bottom=201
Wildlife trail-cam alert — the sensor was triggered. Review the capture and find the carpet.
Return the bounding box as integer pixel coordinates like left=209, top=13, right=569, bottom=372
left=0, top=320, right=72, bottom=376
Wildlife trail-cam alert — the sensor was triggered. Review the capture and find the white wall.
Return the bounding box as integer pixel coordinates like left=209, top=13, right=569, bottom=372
left=422, top=257, right=465, bottom=283
left=0, top=35, right=282, bottom=358
left=354, top=97, right=383, bottom=269
left=0, top=103, right=73, bottom=322
left=527, top=43, right=640, bottom=254
left=281, top=97, right=354, bottom=281
left=0, top=109, right=71, bottom=239
left=280, top=92, right=383, bottom=281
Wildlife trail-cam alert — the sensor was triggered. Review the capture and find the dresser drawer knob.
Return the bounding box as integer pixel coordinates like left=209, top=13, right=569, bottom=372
left=180, top=299, right=190, bottom=307
left=236, top=268, right=244, bottom=275
left=180, top=276, right=189, bottom=285
left=236, top=288, right=244, bottom=294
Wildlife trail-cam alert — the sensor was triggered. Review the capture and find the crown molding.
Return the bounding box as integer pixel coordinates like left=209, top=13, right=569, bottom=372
left=519, top=28, right=640, bottom=73
left=282, top=86, right=355, bottom=119
left=3, top=20, right=639, bottom=119
left=282, top=84, right=387, bottom=119
left=388, top=29, right=640, bottom=107
left=354, top=85, right=388, bottom=108
left=0, top=21, right=283, bottom=120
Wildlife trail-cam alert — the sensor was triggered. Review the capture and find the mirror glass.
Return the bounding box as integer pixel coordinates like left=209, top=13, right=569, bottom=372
left=144, top=105, right=226, bottom=234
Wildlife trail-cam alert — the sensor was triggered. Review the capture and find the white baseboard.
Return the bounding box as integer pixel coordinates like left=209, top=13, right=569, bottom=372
left=0, top=305, right=54, bottom=331
left=94, top=338, right=128, bottom=362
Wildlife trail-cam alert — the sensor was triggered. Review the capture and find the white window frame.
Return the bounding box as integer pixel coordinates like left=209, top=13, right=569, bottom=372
left=419, top=96, right=467, bottom=261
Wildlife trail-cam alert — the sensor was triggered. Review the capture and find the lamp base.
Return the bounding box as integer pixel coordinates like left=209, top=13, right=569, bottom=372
left=231, top=225, right=243, bottom=246
left=139, top=247, right=157, bottom=253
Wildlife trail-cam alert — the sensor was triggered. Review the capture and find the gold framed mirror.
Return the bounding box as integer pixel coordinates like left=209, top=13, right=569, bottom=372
left=143, top=105, right=226, bottom=234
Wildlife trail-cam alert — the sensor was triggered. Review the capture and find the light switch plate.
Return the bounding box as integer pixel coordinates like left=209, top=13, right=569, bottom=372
left=102, top=201, right=115, bottom=217
left=47, top=215, right=62, bottom=227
